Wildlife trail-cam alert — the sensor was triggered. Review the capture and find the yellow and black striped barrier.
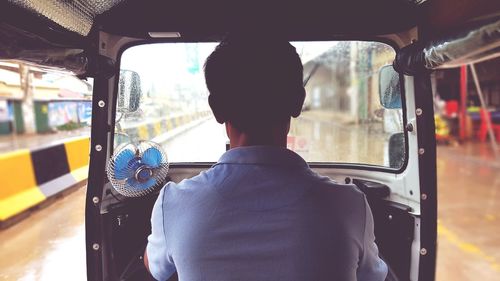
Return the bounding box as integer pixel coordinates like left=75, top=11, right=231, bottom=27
left=0, top=111, right=211, bottom=227
left=120, top=111, right=211, bottom=141
left=0, top=137, right=90, bottom=226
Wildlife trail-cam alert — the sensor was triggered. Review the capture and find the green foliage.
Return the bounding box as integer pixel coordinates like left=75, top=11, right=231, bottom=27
left=56, top=121, right=84, bottom=131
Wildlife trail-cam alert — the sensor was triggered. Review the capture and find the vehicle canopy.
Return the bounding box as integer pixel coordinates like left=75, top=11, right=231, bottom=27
left=0, top=0, right=498, bottom=77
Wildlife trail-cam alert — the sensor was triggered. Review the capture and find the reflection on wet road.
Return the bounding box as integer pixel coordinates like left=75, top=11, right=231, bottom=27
left=435, top=145, right=500, bottom=280
left=290, top=111, right=393, bottom=166
left=1, top=119, right=499, bottom=280
left=0, top=186, right=86, bottom=281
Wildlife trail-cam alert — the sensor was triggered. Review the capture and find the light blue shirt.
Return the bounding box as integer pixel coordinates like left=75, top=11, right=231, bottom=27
left=147, top=146, right=388, bottom=281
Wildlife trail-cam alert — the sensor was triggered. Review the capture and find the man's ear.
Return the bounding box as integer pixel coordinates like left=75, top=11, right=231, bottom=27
left=208, top=94, right=226, bottom=124
left=291, top=87, right=306, bottom=118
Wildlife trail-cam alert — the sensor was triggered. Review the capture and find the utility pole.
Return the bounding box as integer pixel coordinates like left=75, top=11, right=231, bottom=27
left=19, top=63, right=36, bottom=134
left=349, top=42, right=359, bottom=124
left=459, top=65, right=468, bottom=140
left=470, top=64, right=499, bottom=159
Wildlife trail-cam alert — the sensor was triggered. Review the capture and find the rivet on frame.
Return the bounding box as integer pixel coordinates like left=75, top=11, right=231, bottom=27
left=416, top=108, right=423, bottom=116
left=95, top=145, right=102, bottom=152
left=98, top=100, right=106, bottom=108
left=418, top=148, right=425, bottom=155
left=92, top=196, right=100, bottom=204
left=421, top=193, right=428, bottom=200
left=420, top=248, right=427, bottom=255
left=92, top=243, right=100, bottom=251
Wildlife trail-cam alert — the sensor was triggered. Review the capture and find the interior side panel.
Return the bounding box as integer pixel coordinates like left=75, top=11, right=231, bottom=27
left=100, top=183, right=157, bottom=281
left=367, top=192, right=415, bottom=280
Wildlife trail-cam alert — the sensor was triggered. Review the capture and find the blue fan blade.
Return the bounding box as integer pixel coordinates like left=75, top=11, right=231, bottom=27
left=142, top=147, right=163, bottom=167
left=127, top=177, right=156, bottom=190
left=114, top=149, right=136, bottom=180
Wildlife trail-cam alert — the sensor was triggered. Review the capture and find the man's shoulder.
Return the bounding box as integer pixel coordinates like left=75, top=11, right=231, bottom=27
left=302, top=168, right=365, bottom=197
left=161, top=168, right=218, bottom=199
left=170, top=167, right=219, bottom=189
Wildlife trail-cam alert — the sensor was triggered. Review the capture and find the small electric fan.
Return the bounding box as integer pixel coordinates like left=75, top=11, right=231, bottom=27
left=107, top=141, right=169, bottom=197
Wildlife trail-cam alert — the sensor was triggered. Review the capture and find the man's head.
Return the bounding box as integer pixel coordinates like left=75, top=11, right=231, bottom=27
left=204, top=34, right=305, bottom=139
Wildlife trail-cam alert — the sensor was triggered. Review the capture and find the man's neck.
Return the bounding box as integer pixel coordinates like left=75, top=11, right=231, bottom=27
left=226, top=122, right=289, bottom=149
left=229, top=134, right=287, bottom=148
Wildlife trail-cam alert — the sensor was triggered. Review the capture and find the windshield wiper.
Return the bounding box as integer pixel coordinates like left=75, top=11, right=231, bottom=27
left=303, top=62, right=320, bottom=87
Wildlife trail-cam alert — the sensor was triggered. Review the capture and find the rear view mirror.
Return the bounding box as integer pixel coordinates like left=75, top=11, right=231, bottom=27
left=388, top=132, right=405, bottom=169
left=378, top=65, right=402, bottom=109
left=118, top=70, right=142, bottom=113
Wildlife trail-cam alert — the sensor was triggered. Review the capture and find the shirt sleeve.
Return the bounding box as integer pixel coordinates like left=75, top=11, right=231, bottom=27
left=356, top=196, right=388, bottom=281
left=146, top=186, right=176, bottom=281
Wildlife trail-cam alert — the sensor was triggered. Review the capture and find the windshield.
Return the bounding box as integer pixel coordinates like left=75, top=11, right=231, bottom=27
left=117, top=41, right=404, bottom=169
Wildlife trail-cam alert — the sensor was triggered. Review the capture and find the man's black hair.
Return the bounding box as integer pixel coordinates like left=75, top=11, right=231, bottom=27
left=204, top=34, right=305, bottom=133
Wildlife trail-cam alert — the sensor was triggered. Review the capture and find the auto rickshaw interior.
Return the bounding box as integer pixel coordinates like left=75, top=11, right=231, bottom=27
left=104, top=39, right=410, bottom=281
left=1, top=0, right=498, bottom=280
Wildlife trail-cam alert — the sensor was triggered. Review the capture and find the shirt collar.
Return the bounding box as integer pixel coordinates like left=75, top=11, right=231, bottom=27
left=216, top=145, right=308, bottom=167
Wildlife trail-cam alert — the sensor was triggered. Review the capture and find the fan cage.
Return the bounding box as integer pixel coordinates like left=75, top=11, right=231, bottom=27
left=107, top=141, right=169, bottom=198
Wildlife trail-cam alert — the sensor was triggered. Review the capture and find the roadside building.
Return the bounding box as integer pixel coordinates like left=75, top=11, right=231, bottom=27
left=0, top=62, right=92, bottom=135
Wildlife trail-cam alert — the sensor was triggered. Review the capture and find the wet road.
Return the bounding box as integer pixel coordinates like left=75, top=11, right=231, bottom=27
left=163, top=112, right=395, bottom=166
left=0, top=186, right=86, bottom=281
left=1, top=119, right=499, bottom=280
left=435, top=144, right=500, bottom=280
left=0, top=127, right=90, bottom=153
